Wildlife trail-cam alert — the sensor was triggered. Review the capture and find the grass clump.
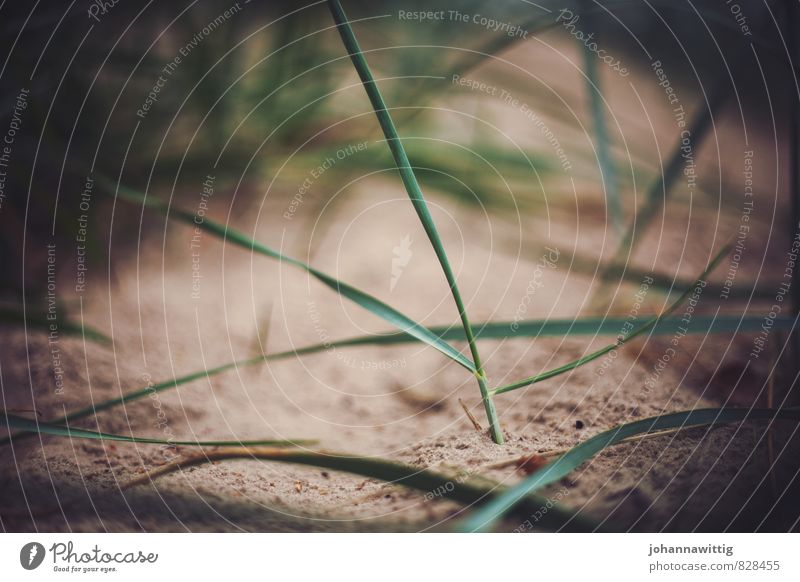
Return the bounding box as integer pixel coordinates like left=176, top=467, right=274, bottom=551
left=5, top=2, right=798, bottom=533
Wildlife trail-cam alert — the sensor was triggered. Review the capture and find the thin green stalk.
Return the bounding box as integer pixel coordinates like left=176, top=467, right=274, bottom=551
left=589, top=70, right=731, bottom=313
left=459, top=406, right=800, bottom=532
left=1, top=413, right=312, bottom=448
left=579, top=0, right=622, bottom=233
left=101, top=178, right=474, bottom=373
left=3, top=311, right=783, bottom=447
left=123, top=447, right=597, bottom=531
left=326, top=0, right=502, bottom=443
left=491, top=244, right=730, bottom=396
left=1, top=306, right=110, bottom=344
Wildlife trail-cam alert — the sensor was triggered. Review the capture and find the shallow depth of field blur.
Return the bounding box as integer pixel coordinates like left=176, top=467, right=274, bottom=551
left=1, top=0, right=800, bottom=532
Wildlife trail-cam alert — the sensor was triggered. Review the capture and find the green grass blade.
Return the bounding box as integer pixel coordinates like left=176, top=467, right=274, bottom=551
left=459, top=407, right=800, bottom=532
left=1, top=413, right=313, bottom=448
left=488, top=314, right=794, bottom=340
left=125, top=446, right=598, bottom=532
left=298, top=314, right=793, bottom=349
left=99, top=179, right=474, bottom=373
left=579, top=4, right=622, bottom=233
left=2, top=313, right=785, bottom=447
left=492, top=245, right=730, bottom=395
left=601, top=81, right=729, bottom=280
left=327, top=0, right=502, bottom=443
left=1, top=306, right=110, bottom=345
left=565, top=251, right=775, bottom=300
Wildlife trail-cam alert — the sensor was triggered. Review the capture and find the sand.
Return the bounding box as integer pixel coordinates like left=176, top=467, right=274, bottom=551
left=2, top=171, right=798, bottom=533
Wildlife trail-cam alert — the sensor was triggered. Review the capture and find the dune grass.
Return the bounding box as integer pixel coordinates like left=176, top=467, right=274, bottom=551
left=6, top=2, right=798, bottom=533
left=327, top=0, right=502, bottom=443
left=459, top=407, right=800, bottom=532
left=492, top=245, right=730, bottom=395
left=1, top=413, right=312, bottom=448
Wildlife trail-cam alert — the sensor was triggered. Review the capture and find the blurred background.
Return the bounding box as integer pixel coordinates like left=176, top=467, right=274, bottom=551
left=0, top=0, right=795, bottom=297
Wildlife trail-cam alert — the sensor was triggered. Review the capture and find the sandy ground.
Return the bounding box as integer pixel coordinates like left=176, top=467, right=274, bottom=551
left=2, top=172, right=799, bottom=533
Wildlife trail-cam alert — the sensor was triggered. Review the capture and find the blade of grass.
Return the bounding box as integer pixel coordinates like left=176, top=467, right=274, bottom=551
left=0, top=413, right=312, bottom=447
left=589, top=71, right=731, bottom=312
left=491, top=244, right=730, bottom=395
left=564, top=250, right=775, bottom=300
left=121, top=445, right=598, bottom=532
left=459, top=406, right=800, bottom=532
left=2, top=313, right=785, bottom=447
left=98, top=179, right=474, bottom=373
left=327, top=0, right=502, bottom=443
left=0, top=306, right=110, bottom=344
left=579, top=0, right=622, bottom=233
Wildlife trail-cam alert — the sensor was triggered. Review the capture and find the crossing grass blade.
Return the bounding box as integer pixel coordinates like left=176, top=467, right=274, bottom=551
left=579, top=1, right=622, bottom=233
left=327, top=0, right=503, bottom=443
left=1, top=413, right=313, bottom=448
left=564, top=251, right=775, bottom=300
left=122, top=445, right=598, bottom=532
left=2, top=312, right=786, bottom=447
left=459, top=407, right=800, bottom=532
left=1, top=306, right=110, bottom=345
left=593, top=75, right=730, bottom=304
left=491, top=245, right=730, bottom=396
left=98, top=178, right=474, bottom=373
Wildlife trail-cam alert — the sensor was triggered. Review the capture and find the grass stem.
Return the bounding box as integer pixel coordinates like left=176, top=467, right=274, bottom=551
left=326, top=0, right=503, bottom=442
left=490, top=244, right=730, bottom=396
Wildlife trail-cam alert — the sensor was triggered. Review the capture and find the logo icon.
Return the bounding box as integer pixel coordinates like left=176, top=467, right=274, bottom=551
left=390, top=235, right=413, bottom=291
left=20, top=542, right=46, bottom=570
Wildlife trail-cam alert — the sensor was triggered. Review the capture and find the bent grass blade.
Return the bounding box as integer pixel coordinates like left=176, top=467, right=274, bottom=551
left=459, top=407, right=800, bottom=532
left=491, top=245, right=731, bottom=396
left=99, top=178, right=474, bottom=373
left=327, top=0, right=502, bottom=443
left=120, top=446, right=597, bottom=532
left=2, top=312, right=786, bottom=446
left=1, top=413, right=313, bottom=448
